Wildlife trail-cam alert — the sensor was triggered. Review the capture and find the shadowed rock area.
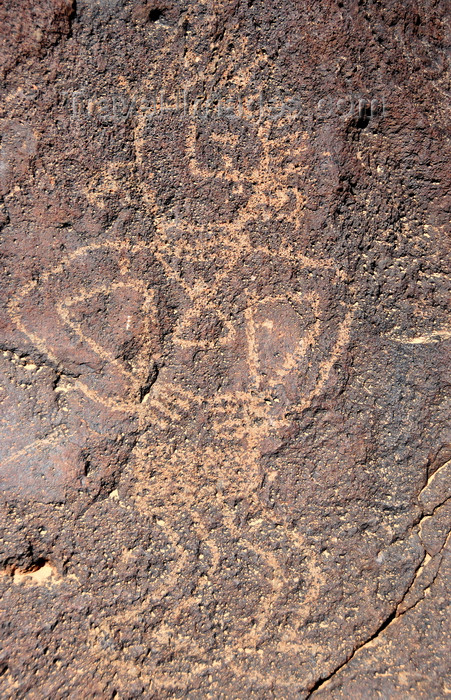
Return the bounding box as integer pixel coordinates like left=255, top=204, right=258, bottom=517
left=0, top=0, right=450, bottom=697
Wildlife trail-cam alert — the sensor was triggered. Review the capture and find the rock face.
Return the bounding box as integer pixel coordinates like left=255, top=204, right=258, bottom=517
left=0, top=1, right=450, bottom=697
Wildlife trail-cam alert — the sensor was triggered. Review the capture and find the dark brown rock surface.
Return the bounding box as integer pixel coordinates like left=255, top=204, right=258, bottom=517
left=0, top=1, right=450, bottom=697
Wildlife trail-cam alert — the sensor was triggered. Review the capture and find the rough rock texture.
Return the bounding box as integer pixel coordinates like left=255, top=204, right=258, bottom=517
left=0, top=0, right=450, bottom=697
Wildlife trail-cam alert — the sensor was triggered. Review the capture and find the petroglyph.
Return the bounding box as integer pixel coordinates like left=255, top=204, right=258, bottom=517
left=1, top=1, right=450, bottom=695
